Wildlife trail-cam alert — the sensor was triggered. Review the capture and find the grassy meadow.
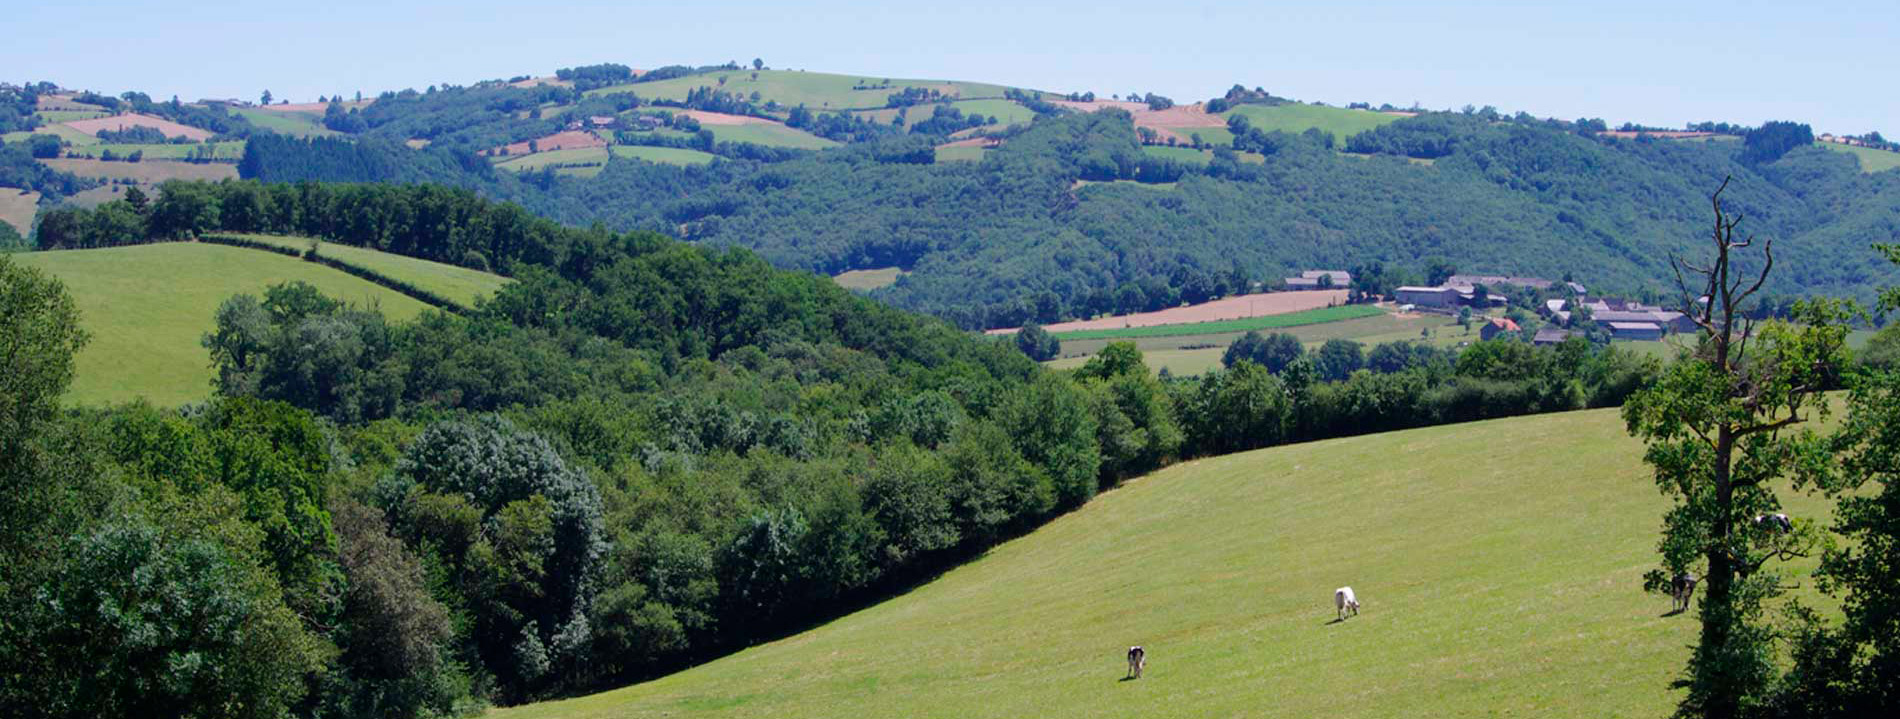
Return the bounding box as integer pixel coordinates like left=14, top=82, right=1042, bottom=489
left=233, top=107, right=339, bottom=138
left=496, top=147, right=610, bottom=174
left=1224, top=103, right=1402, bottom=144
left=1052, top=304, right=1386, bottom=340
left=589, top=69, right=1030, bottom=111
left=934, top=145, right=989, bottom=162
left=3, top=123, right=101, bottom=146
left=831, top=266, right=905, bottom=290
left=492, top=407, right=1838, bottom=719
left=226, top=234, right=513, bottom=308
left=42, top=158, right=239, bottom=183
left=15, top=243, right=433, bottom=406
left=1818, top=142, right=1900, bottom=173
left=707, top=123, right=837, bottom=149
left=609, top=145, right=718, bottom=166
left=59, top=141, right=246, bottom=160
left=1047, top=311, right=1466, bottom=375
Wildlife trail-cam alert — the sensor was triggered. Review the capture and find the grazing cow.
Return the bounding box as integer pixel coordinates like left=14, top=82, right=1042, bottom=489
left=1672, top=573, right=1699, bottom=613
left=1754, top=513, right=1793, bottom=534
left=1335, top=587, right=1360, bottom=620
left=1126, top=646, right=1146, bottom=679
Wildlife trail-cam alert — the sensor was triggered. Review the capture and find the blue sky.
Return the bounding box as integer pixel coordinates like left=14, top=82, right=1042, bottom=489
left=8, top=0, right=1894, bottom=134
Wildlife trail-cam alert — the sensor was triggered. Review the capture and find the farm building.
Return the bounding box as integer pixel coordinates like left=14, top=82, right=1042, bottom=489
left=1593, top=310, right=1694, bottom=334
left=1447, top=274, right=1554, bottom=290
left=1533, top=328, right=1574, bottom=345
left=1481, top=317, right=1521, bottom=341
left=1282, top=270, right=1352, bottom=290
left=1394, top=286, right=1463, bottom=308
left=1543, top=299, right=1567, bottom=316
left=1608, top=322, right=1665, bottom=341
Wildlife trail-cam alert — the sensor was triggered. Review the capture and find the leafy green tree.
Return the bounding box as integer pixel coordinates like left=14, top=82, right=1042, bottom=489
left=1223, top=330, right=1303, bottom=373
left=1315, top=338, right=1365, bottom=381
left=1015, top=322, right=1061, bottom=361
left=1622, top=181, right=1851, bottom=719
left=0, top=256, right=87, bottom=469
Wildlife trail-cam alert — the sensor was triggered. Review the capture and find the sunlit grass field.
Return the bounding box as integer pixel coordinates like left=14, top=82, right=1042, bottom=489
left=225, top=234, right=512, bottom=309
left=608, top=145, right=718, bottom=166
left=493, top=407, right=1836, bottom=719
left=14, top=243, right=433, bottom=406
left=1818, top=142, right=1900, bottom=173
left=588, top=69, right=1032, bottom=111
left=1224, top=103, right=1402, bottom=144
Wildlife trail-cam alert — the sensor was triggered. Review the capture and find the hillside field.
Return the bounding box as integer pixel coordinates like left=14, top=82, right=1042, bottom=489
left=224, top=234, right=513, bottom=308
left=41, top=158, right=238, bottom=183
left=493, top=407, right=1836, bottom=719
left=588, top=69, right=1031, bottom=111
left=832, top=266, right=904, bottom=290
left=496, top=147, right=609, bottom=175
left=1051, top=304, right=1385, bottom=340
left=59, top=141, right=246, bottom=160
left=1819, top=142, right=1900, bottom=173
left=14, top=243, right=433, bottom=406
left=233, top=107, right=339, bottom=138
left=1047, top=311, right=1467, bottom=375
left=707, top=123, right=837, bottom=149
left=1224, top=103, right=1402, bottom=144
left=609, top=145, right=717, bottom=166
left=0, top=188, right=38, bottom=236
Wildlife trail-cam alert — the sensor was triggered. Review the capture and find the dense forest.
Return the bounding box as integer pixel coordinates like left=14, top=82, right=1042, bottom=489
left=6, top=179, right=1675, bottom=718
left=235, top=94, right=1900, bottom=329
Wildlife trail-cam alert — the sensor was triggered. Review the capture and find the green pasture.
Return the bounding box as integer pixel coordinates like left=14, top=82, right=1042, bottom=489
left=831, top=266, right=905, bottom=290
left=35, top=110, right=111, bottom=123
left=708, top=123, right=837, bottom=149
left=1819, top=142, right=1900, bottom=173
left=1141, top=145, right=1212, bottom=165
left=1050, top=311, right=1464, bottom=375
left=1224, top=103, right=1401, bottom=144
left=588, top=69, right=1031, bottom=111
left=13, top=243, right=433, bottom=407
left=60, top=141, right=246, bottom=160
left=608, top=145, right=718, bottom=166
left=3, top=124, right=101, bottom=146
left=493, top=407, right=1838, bottom=719
left=1050, top=304, right=1385, bottom=340
left=934, top=145, right=988, bottom=163
left=950, top=98, right=1035, bottom=126
left=496, top=147, right=609, bottom=172
left=233, top=107, right=339, bottom=138
left=226, top=234, right=512, bottom=309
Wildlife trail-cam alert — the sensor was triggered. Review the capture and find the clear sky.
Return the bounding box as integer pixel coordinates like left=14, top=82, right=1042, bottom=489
left=8, top=0, right=1894, bottom=134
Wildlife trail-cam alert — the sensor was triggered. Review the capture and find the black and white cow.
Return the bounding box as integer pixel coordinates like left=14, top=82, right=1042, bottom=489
left=1126, top=646, right=1146, bottom=679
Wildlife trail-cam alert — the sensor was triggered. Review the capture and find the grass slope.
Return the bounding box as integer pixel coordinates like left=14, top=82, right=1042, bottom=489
left=40, top=158, right=238, bottom=183
left=233, top=107, right=340, bottom=138
left=832, top=266, right=904, bottom=290
left=589, top=69, right=1030, bottom=111
left=1224, top=103, right=1402, bottom=144
left=226, top=234, right=513, bottom=308
left=496, top=147, right=610, bottom=174
left=0, top=188, right=39, bottom=236
left=14, top=243, right=433, bottom=406
left=1048, top=312, right=1466, bottom=376
left=60, top=141, right=246, bottom=160
left=494, top=408, right=1834, bottom=719
left=707, top=123, right=837, bottom=149
left=609, top=145, right=717, bottom=166
left=1053, top=304, right=1385, bottom=340
left=1818, top=142, right=1900, bottom=173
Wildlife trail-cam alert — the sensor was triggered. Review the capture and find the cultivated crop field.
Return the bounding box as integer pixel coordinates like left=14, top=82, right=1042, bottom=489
left=588, top=69, right=1031, bottom=111
left=1224, top=103, right=1401, bottom=144
left=492, top=408, right=1836, bottom=719
left=59, top=141, right=246, bottom=160
left=63, top=113, right=215, bottom=141
left=14, top=243, right=433, bottom=406
left=1051, top=304, right=1385, bottom=340
left=225, top=234, right=513, bottom=308
left=41, top=158, right=238, bottom=183
left=0, top=188, right=39, bottom=236
left=993, top=290, right=1354, bottom=336
left=1049, top=311, right=1465, bottom=375
left=608, top=145, right=717, bottom=166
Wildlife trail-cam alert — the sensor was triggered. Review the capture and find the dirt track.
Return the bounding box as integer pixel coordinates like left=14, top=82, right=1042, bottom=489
left=986, top=290, right=1352, bottom=335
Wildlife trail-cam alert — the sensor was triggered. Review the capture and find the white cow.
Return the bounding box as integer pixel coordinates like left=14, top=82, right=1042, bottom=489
left=1335, top=586, right=1360, bottom=620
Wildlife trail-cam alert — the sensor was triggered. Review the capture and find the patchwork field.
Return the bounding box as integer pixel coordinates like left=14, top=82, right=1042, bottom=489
left=492, top=130, right=605, bottom=156
left=1048, top=311, right=1466, bottom=375
left=492, top=407, right=1837, bottom=719
left=0, top=188, right=39, bottom=236
left=496, top=147, right=609, bottom=175
left=831, top=266, right=905, bottom=290
left=59, top=141, right=245, bottom=161
left=1223, top=103, right=1401, bottom=144
left=64, top=113, right=215, bottom=141
left=992, top=290, right=1353, bottom=336
left=707, top=122, right=837, bottom=149
left=223, top=234, right=513, bottom=308
left=234, top=107, right=338, bottom=138
left=1819, top=142, right=1900, bottom=173
left=3, top=124, right=101, bottom=146
left=41, top=158, right=238, bottom=183
left=13, top=243, right=433, bottom=406
left=608, top=145, right=718, bottom=166
left=1049, top=304, right=1386, bottom=341
left=588, top=69, right=1033, bottom=111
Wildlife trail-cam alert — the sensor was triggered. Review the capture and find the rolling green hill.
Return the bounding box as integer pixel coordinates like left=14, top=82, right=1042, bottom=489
left=1818, top=142, right=1900, bottom=173
left=587, top=69, right=1033, bottom=110
left=492, top=407, right=1834, bottom=719
left=223, top=233, right=513, bottom=308
left=14, top=243, right=435, bottom=406
left=1224, top=103, right=1403, bottom=144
